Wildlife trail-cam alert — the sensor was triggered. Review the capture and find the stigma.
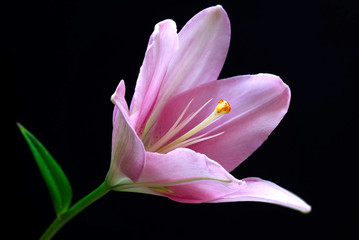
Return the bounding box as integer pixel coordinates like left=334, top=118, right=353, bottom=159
left=216, top=99, right=231, bottom=114
left=147, top=99, right=231, bottom=153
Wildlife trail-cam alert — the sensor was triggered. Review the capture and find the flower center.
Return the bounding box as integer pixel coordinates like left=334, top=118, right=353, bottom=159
left=146, top=99, right=231, bottom=153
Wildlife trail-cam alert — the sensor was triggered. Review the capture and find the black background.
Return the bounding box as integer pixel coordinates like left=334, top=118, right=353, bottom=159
left=3, top=0, right=358, bottom=239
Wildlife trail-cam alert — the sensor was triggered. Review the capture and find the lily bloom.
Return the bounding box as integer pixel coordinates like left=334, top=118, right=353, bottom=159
left=105, top=5, right=311, bottom=212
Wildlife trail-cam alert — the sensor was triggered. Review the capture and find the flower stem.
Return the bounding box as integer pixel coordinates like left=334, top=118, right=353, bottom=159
left=40, top=181, right=111, bottom=240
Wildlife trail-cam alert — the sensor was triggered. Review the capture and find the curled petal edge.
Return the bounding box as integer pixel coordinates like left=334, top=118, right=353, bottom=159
left=106, top=80, right=146, bottom=185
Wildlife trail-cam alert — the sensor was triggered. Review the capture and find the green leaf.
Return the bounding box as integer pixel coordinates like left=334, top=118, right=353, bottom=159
left=17, top=123, right=72, bottom=217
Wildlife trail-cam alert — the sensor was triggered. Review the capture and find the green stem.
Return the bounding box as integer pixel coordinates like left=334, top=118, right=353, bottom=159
left=40, top=181, right=111, bottom=240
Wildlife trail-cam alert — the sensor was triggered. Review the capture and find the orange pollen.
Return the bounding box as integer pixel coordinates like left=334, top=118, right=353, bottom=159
left=216, top=99, right=231, bottom=114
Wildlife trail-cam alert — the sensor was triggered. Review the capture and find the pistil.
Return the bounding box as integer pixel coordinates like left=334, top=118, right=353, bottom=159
left=148, top=99, right=231, bottom=153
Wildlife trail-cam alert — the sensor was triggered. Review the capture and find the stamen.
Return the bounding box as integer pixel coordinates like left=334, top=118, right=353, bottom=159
left=160, top=132, right=225, bottom=154
left=146, top=99, right=212, bottom=152
left=155, top=99, right=231, bottom=153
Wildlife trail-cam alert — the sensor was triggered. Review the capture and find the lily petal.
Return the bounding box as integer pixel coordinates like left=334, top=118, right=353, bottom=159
left=130, top=20, right=178, bottom=132
left=126, top=148, right=244, bottom=203
left=210, top=177, right=311, bottom=213
left=148, top=6, right=231, bottom=125
left=106, top=81, right=146, bottom=185
left=162, top=5, right=230, bottom=93
left=149, top=74, right=290, bottom=172
left=190, top=74, right=290, bottom=171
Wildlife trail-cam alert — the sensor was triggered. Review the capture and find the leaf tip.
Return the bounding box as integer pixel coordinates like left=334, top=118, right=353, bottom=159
left=17, top=122, right=27, bottom=134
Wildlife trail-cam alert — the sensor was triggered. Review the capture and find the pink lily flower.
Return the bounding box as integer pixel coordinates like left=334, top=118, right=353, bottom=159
left=106, top=5, right=311, bottom=213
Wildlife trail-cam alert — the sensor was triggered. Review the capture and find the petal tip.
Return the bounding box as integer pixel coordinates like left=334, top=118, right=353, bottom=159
left=207, top=5, right=229, bottom=22
left=300, top=203, right=312, bottom=214
left=156, top=19, right=177, bottom=33
left=211, top=4, right=226, bottom=12
left=255, top=73, right=291, bottom=106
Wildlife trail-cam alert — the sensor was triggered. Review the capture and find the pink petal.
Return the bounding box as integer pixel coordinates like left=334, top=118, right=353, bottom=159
left=111, top=80, right=130, bottom=125
left=149, top=74, right=290, bottom=172
left=106, top=81, right=146, bottom=185
left=132, top=148, right=244, bottom=203
left=210, top=177, right=311, bottom=213
left=149, top=6, right=231, bottom=124
left=191, top=74, right=290, bottom=171
left=162, top=5, right=230, bottom=93
left=129, top=20, right=178, bottom=132
left=113, top=147, right=310, bottom=212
